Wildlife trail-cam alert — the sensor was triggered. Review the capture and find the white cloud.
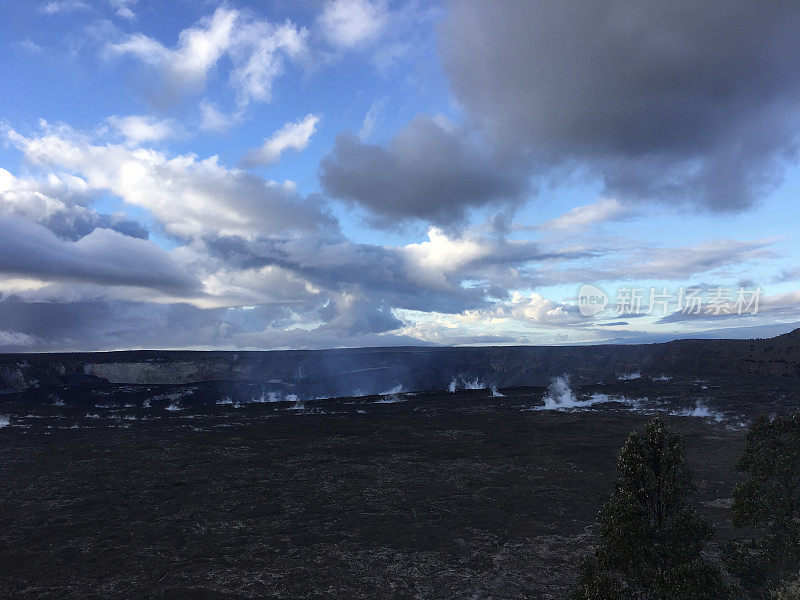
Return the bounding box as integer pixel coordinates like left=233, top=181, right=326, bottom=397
left=106, top=115, right=175, bottom=144
left=0, top=330, right=39, bottom=348
left=243, top=114, right=321, bottom=166
left=109, top=0, right=137, bottom=19
left=7, top=125, right=335, bottom=241
left=107, top=7, right=236, bottom=96
left=542, top=198, right=633, bottom=231
left=12, top=38, right=45, bottom=55
left=38, top=1, right=89, bottom=15
left=199, top=100, right=242, bottom=133
left=317, top=0, right=388, bottom=49
left=105, top=7, right=307, bottom=106
left=227, top=19, right=308, bottom=106
left=359, top=98, right=385, bottom=140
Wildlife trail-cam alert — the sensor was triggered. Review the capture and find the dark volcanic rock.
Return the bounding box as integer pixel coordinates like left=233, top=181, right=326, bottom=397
left=0, top=390, right=757, bottom=599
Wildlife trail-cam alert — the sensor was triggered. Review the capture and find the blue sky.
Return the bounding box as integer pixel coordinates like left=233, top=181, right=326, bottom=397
left=0, top=0, right=799, bottom=351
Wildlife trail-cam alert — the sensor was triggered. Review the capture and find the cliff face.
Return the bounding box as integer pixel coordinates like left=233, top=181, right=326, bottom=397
left=1, top=329, right=799, bottom=398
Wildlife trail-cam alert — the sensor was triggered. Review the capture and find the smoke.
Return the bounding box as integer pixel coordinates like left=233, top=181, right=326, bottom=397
left=448, top=376, right=487, bottom=392
left=164, top=402, right=182, bottom=411
left=462, top=377, right=485, bottom=390
left=538, top=376, right=642, bottom=411
left=670, top=400, right=725, bottom=422
left=540, top=376, right=580, bottom=409
left=618, top=372, right=641, bottom=381
left=0, top=415, right=9, bottom=428
left=491, top=385, right=504, bottom=397
left=288, top=394, right=304, bottom=410
left=651, top=375, right=672, bottom=381
left=380, top=384, right=403, bottom=395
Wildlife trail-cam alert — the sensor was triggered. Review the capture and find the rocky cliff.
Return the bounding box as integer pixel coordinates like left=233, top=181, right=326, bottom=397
left=1, top=329, right=798, bottom=398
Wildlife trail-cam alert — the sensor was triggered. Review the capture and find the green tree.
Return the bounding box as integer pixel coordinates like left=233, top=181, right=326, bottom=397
left=727, top=412, right=800, bottom=598
left=574, top=417, right=727, bottom=600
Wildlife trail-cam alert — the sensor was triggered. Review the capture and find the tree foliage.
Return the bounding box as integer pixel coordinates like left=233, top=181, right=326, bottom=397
left=574, top=417, right=727, bottom=600
left=726, top=412, right=800, bottom=598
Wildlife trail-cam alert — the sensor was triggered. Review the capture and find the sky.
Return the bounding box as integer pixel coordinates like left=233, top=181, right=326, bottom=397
left=1, top=0, right=800, bottom=351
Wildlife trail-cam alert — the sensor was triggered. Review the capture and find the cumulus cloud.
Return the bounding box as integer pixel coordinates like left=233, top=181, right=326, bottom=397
left=105, top=7, right=307, bottom=106
left=8, top=124, right=336, bottom=240
left=441, top=0, right=800, bottom=210
left=106, top=114, right=175, bottom=144
left=319, top=114, right=529, bottom=226
left=317, top=0, right=388, bottom=49
left=0, top=167, right=147, bottom=241
left=243, top=114, right=321, bottom=167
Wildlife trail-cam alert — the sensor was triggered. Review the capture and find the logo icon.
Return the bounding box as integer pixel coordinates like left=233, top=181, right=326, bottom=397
left=577, top=284, right=608, bottom=317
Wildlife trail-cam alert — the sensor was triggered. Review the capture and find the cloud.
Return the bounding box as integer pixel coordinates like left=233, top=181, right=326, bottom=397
left=108, top=0, right=136, bottom=19
left=657, top=290, right=800, bottom=324
left=542, top=198, right=634, bottom=231
left=532, top=238, right=776, bottom=288
left=774, top=267, right=800, bottom=284
left=106, top=7, right=236, bottom=99
left=203, top=226, right=570, bottom=320
left=8, top=124, right=337, bottom=240
left=198, top=100, right=242, bottom=133
left=0, top=166, right=147, bottom=241
left=11, top=39, right=45, bottom=55
left=441, top=1, right=800, bottom=210
left=0, top=217, right=199, bottom=294
left=105, top=7, right=307, bottom=106
left=227, top=17, right=308, bottom=107
left=359, top=97, right=385, bottom=140
left=38, top=1, right=89, bottom=15
left=106, top=114, right=175, bottom=144
left=0, top=330, right=40, bottom=349
left=319, top=114, right=529, bottom=227
left=317, top=0, right=388, bottom=49
left=243, top=114, right=321, bottom=167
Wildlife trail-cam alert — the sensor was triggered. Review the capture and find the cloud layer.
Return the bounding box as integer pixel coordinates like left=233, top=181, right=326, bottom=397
left=441, top=0, right=800, bottom=210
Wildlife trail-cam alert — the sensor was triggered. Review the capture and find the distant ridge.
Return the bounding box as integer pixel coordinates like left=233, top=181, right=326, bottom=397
left=2, top=328, right=800, bottom=398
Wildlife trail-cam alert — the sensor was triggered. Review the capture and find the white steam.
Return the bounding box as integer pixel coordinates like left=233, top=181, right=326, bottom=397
left=0, top=415, right=9, bottom=428
left=448, top=376, right=486, bottom=392
left=538, top=376, right=642, bottom=411
left=670, top=400, right=725, bottom=423
left=618, top=371, right=641, bottom=380
left=540, top=376, right=580, bottom=409
left=380, top=384, right=403, bottom=395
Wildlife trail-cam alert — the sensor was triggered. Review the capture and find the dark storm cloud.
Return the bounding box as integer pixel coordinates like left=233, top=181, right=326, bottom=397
left=204, top=231, right=580, bottom=314
left=0, top=217, right=200, bottom=294
left=43, top=210, right=150, bottom=241
left=0, top=298, right=417, bottom=352
left=441, top=0, right=800, bottom=210
left=319, top=115, right=529, bottom=226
